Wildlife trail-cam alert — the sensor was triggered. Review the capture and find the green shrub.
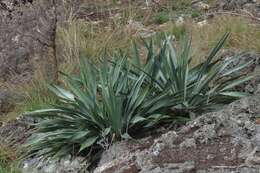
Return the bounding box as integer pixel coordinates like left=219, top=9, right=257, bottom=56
left=24, top=56, right=170, bottom=167
left=191, top=10, right=201, bottom=18
left=154, top=11, right=170, bottom=24
left=131, top=33, right=252, bottom=116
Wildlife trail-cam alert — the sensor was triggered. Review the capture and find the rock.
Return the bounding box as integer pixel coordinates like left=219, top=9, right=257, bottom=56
left=21, top=155, right=87, bottom=173
left=0, top=0, right=54, bottom=84
left=175, top=16, right=185, bottom=26
left=216, top=0, right=260, bottom=17
left=197, top=19, right=207, bottom=27
left=217, top=0, right=253, bottom=10
left=0, top=90, right=22, bottom=115
left=192, top=2, right=210, bottom=11
left=94, top=95, right=260, bottom=172
left=125, top=20, right=156, bottom=38
left=0, top=0, right=81, bottom=84
left=180, top=138, right=196, bottom=149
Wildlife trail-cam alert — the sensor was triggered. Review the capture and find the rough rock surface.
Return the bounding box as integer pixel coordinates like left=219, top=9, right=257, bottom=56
left=216, top=0, right=260, bottom=16
left=0, top=0, right=80, bottom=116
left=0, top=0, right=81, bottom=84
left=94, top=95, right=260, bottom=173
left=0, top=0, right=58, bottom=84
left=21, top=155, right=88, bottom=173
left=0, top=90, right=22, bottom=116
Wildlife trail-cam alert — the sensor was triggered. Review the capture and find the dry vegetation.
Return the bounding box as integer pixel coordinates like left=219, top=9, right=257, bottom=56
left=0, top=144, right=20, bottom=173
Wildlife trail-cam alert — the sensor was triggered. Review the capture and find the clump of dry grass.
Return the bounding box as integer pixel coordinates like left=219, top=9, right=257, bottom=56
left=191, top=16, right=260, bottom=52
left=57, top=18, right=135, bottom=74
left=0, top=143, right=20, bottom=173
left=159, top=15, right=260, bottom=64
left=0, top=144, right=17, bottom=166
left=2, top=70, right=56, bottom=123
left=19, top=71, right=56, bottom=112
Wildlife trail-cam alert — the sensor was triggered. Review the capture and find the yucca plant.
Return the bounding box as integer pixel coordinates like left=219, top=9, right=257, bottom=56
left=24, top=34, right=252, bottom=169
left=130, top=33, right=253, bottom=116
left=24, top=56, right=171, bottom=166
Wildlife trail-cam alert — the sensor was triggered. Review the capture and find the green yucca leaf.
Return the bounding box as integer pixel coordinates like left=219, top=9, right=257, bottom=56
left=132, top=41, right=141, bottom=67
left=220, top=75, right=253, bottom=91
left=48, top=85, right=74, bottom=101
left=71, top=131, right=90, bottom=141
left=219, top=91, right=250, bottom=98
left=221, top=59, right=253, bottom=77
left=80, top=136, right=98, bottom=152
left=198, top=32, right=230, bottom=78
left=130, top=116, right=147, bottom=124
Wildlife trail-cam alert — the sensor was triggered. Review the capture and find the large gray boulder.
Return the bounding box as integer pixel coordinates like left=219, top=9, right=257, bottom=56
left=0, top=0, right=57, bottom=84
left=94, top=95, right=260, bottom=173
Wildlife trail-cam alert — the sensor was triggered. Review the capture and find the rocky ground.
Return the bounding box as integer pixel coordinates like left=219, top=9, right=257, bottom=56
left=94, top=95, right=260, bottom=173
left=1, top=0, right=260, bottom=172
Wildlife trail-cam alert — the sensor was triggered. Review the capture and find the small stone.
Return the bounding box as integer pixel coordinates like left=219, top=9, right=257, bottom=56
left=63, top=159, right=71, bottom=167
left=43, top=163, right=56, bottom=173
left=207, top=154, right=214, bottom=160
left=192, top=2, right=210, bottom=11
left=245, top=121, right=255, bottom=131
left=199, top=2, right=210, bottom=10
left=197, top=20, right=207, bottom=27
left=175, top=16, right=184, bottom=26
left=152, top=142, right=165, bottom=156
left=180, top=138, right=196, bottom=149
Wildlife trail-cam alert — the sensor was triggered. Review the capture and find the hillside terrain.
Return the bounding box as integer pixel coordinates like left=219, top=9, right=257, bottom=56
left=0, top=0, right=260, bottom=172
